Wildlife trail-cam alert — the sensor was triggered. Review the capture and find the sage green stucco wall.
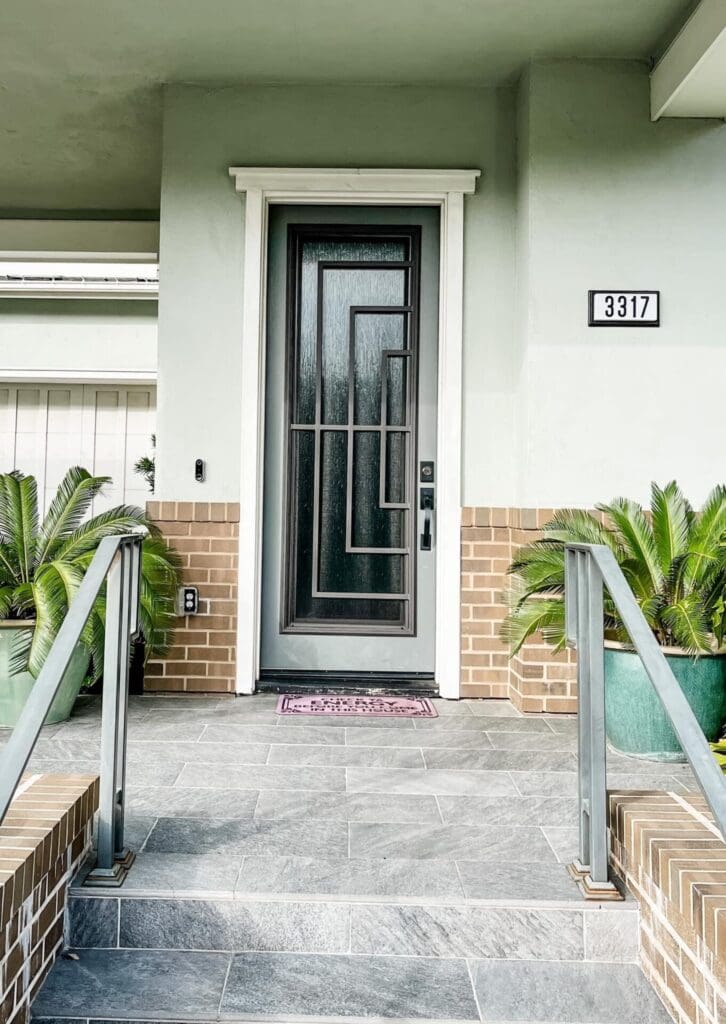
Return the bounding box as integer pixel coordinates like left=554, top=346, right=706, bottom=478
left=156, top=84, right=517, bottom=502
left=157, top=66, right=726, bottom=508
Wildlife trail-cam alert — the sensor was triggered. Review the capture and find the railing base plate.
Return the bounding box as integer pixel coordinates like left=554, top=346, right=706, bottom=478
left=83, top=849, right=136, bottom=888
left=568, top=861, right=624, bottom=901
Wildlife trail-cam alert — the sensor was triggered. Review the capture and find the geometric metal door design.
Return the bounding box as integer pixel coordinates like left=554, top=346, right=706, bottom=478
left=282, top=225, right=421, bottom=634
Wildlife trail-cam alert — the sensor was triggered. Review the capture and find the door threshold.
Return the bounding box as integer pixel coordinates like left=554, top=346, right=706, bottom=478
left=257, top=671, right=438, bottom=697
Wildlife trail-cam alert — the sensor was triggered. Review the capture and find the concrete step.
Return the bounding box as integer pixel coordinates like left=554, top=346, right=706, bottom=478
left=67, top=887, right=639, bottom=963
left=31, top=948, right=673, bottom=1023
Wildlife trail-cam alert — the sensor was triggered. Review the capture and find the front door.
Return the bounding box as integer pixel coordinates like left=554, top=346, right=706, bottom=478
left=260, top=205, right=439, bottom=684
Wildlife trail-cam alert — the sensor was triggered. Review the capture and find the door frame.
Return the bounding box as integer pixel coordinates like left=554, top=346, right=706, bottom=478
left=228, top=167, right=480, bottom=699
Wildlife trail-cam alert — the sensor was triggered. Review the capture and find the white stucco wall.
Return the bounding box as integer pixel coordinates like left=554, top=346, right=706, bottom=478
left=156, top=83, right=518, bottom=502
left=156, top=66, right=726, bottom=508
left=0, top=300, right=158, bottom=377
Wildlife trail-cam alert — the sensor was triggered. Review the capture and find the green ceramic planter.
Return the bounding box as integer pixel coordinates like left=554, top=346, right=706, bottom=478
left=0, top=621, right=90, bottom=727
left=604, top=642, right=726, bottom=762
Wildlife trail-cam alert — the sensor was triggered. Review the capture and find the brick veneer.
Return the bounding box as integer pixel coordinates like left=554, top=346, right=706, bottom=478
left=460, top=507, right=577, bottom=712
left=146, top=501, right=239, bottom=694
left=609, top=790, right=726, bottom=1024
left=0, top=773, right=98, bottom=1024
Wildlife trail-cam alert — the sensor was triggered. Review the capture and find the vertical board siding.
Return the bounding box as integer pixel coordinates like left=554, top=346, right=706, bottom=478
left=0, top=383, right=156, bottom=511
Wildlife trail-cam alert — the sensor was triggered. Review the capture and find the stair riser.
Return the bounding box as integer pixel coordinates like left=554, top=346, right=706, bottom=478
left=68, top=894, right=639, bottom=962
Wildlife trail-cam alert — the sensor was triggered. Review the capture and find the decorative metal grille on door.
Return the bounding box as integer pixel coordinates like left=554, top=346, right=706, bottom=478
left=282, top=225, right=421, bottom=635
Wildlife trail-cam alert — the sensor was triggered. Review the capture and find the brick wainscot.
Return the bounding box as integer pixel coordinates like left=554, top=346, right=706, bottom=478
left=461, top=507, right=577, bottom=713
left=146, top=501, right=239, bottom=694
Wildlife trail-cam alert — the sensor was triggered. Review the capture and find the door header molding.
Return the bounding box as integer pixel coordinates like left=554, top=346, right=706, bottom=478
left=229, top=167, right=479, bottom=700
left=229, top=167, right=481, bottom=197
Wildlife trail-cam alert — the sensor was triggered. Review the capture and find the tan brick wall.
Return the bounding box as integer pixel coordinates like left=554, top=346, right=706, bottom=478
left=460, top=507, right=577, bottom=712
left=0, top=774, right=98, bottom=1024
left=146, top=501, right=239, bottom=694
left=609, top=790, right=726, bottom=1024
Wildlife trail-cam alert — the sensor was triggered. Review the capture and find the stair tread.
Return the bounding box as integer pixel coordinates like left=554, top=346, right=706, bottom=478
left=31, top=949, right=671, bottom=1024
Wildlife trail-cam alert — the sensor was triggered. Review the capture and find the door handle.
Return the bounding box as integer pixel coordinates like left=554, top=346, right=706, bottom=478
left=420, top=487, right=434, bottom=551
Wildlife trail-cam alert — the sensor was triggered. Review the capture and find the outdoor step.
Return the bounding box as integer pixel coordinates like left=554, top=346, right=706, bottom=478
left=67, top=890, right=639, bottom=963
left=30, top=948, right=673, bottom=1023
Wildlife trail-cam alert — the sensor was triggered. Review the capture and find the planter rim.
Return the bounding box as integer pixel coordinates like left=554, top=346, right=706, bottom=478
left=604, top=638, right=726, bottom=659
left=0, top=619, right=35, bottom=630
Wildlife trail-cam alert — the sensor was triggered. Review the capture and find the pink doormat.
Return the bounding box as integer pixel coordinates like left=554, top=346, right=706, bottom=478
left=276, top=694, right=438, bottom=718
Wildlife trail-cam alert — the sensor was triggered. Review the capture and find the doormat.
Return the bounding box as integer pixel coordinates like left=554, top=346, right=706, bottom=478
left=277, top=694, right=438, bottom=718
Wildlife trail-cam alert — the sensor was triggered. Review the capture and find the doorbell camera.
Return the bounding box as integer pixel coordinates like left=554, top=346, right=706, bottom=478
left=194, top=459, right=205, bottom=482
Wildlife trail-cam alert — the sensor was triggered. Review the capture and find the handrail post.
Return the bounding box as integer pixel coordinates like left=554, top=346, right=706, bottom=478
left=566, top=546, right=622, bottom=901
left=85, top=536, right=140, bottom=887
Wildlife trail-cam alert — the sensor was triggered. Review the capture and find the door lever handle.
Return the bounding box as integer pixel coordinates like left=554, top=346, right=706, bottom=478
left=421, top=510, right=432, bottom=551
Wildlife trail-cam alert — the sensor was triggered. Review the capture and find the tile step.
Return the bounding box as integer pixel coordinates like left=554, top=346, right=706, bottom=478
left=31, top=949, right=673, bottom=1024
left=67, top=892, right=639, bottom=963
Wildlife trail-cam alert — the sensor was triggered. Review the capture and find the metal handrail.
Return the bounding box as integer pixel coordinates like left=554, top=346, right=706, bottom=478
left=565, top=542, right=726, bottom=900
left=0, top=531, right=145, bottom=886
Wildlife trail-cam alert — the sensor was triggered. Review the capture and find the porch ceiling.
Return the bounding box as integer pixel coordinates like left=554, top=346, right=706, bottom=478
left=1, top=0, right=694, bottom=212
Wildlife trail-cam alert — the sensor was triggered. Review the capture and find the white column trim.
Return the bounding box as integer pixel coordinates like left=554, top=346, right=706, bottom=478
left=230, top=167, right=480, bottom=698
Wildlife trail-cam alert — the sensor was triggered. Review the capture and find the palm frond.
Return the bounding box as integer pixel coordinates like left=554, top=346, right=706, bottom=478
left=55, top=505, right=146, bottom=561
left=508, top=541, right=566, bottom=598
left=661, top=595, right=712, bottom=653
left=0, top=584, right=13, bottom=618
left=543, top=509, right=620, bottom=551
left=36, top=467, right=110, bottom=566
left=500, top=597, right=566, bottom=654
left=0, top=541, right=18, bottom=584
left=598, top=497, right=662, bottom=599
left=651, top=481, right=693, bottom=578
left=682, top=484, right=726, bottom=590
left=0, top=472, right=39, bottom=582
left=26, top=566, right=70, bottom=676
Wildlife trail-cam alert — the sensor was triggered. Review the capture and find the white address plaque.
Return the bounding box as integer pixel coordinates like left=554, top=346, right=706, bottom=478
left=588, top=290, right=660, bottom=327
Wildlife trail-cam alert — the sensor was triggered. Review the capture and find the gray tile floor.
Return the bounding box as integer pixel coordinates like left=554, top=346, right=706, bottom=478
left=19, top=693, right=682, bottom=1023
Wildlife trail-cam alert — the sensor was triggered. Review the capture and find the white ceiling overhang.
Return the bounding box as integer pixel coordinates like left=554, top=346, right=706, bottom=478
left=652, top=0, right=726, bottom=118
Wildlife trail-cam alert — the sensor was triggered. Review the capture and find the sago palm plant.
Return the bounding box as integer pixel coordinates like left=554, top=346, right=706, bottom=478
left=501, top=481, right=726, bottom=656
left=0, top=467, right=180, bottom=679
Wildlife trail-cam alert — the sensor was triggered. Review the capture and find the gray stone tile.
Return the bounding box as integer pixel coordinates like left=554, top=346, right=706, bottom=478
left=125, top=721, right=207, bottom=741
left=120, top=814, right=158, bottom=851
left=31, top=948, right=231, bottom=1020
left=457, top=861, right=582, bottom=902
left=545, top=716, right=579, bottom=735
left=542, top=827, right=580, bottom=864
left=254, top=789, right=441, bottom=823
left=584, top=909, right=640, bottom=963
left=275, top=713, right=417, bottom=728
left=348, top=725, right=494, bottom=748
left=124, top=852, right=242, bottom=893
left=126, top=786, right=259, bottom=819
left=430, top=699, right=476, bottom=716
left=267, top=743, right=424, bottom=768
left=120, top=897, right=350, bottom=953
left=607, top=771, right=697, bottom=792
left=237, top=855, right=466, bottom=900
left=220, top=951, right=480, bottom=1020
left=439, top=795, right=577, bottom=828
left=423, top=748, right=577, bottom=772
left=28, top=756, right=183, bottom=788
left=510, top=771, right=578, bottom=797
left=466, top=699, right=523, bottom=717
left=472, top=960, right=673, bottom=1022
left=487, top=731, right=578, bottom=752
left=347, top=766, right=519, bottom=796
left=200, top=722, right=345, bottom=745
left=68, top=897, right=119, bottom=947
left=144, top=816, right=348, bottom=858
left=175, top=762, right=346, bottom=791
left=351, top=904, right=583, bottom=960
left=349, top=822, right=558, bottom=862
left=127, top=740, right=270, bottom=765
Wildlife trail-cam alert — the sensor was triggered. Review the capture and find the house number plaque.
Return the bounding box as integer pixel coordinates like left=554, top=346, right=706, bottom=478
left=588, top=290, right=660, bottom=327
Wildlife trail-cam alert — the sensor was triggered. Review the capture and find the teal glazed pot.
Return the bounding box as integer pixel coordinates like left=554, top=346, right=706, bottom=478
left=604, top=642, right=726, bottom=762
left=0, top=621, right=90, bottom=727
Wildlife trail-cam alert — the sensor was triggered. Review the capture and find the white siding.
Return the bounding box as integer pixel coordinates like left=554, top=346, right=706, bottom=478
left=0, top=384, right=156, bottom=512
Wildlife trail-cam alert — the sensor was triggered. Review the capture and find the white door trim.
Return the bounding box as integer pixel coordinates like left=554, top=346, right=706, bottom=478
left=229, top=167, right=480, bottom=699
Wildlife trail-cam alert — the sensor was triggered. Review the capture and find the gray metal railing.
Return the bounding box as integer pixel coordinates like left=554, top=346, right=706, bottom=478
left=0, top=532, right=145, bottom=887
left=565, top=542, right=726, bottom=900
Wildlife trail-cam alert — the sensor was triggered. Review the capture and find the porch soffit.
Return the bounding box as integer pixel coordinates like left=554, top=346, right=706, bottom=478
left=228, top=168, right=481, bottom=197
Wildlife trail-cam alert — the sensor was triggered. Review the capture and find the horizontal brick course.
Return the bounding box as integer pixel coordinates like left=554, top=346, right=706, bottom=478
left=609, top=790, right=726, bottom=1024
left=1, top=775, right=98, bottom=1024
left=146, top=501, right=239, bottom=694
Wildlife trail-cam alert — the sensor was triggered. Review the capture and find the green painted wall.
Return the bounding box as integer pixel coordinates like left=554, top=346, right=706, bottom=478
left=157, top=83, right=517, bottom=501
